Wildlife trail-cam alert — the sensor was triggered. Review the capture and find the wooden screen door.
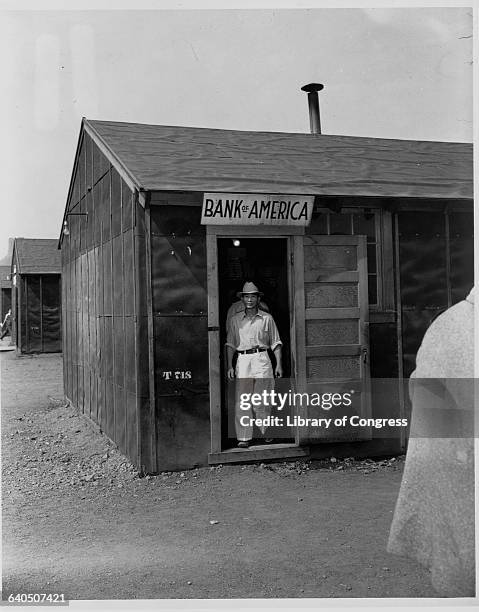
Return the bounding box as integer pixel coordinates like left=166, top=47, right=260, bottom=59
left=292, top=235, right=372, bottom=443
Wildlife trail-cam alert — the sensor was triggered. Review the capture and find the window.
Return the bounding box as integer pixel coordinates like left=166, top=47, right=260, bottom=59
left=308, top=208, right=383, bottom=308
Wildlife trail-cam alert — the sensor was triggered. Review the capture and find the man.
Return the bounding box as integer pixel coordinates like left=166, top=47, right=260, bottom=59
left=0, top=309, right=12, bottom=340
left=225, top=282, right=282, bottom=448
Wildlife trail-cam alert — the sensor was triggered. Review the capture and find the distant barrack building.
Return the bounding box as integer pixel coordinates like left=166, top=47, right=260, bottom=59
left=59, top=118, right=473, bottom=474
left=11, top=238, right=62, bottom=354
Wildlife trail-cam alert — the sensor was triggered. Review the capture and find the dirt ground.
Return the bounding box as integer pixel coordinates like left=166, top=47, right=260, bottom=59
left=1, top=345, right=439, bottom=601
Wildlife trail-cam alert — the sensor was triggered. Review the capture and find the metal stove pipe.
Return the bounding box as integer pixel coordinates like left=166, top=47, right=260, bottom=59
left=301, top=83, right=324, bottom=134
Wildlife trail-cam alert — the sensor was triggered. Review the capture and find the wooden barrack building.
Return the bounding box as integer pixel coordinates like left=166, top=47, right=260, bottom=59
left=11, top=238, right=62, bottom=354
left=59, top=118, right=473, bottom=473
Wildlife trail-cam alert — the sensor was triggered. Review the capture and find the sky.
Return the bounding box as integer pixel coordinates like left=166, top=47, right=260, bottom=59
left=0, top=3, right=473, bottom=260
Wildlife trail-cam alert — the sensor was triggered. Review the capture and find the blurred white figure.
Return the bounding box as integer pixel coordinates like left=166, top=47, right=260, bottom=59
left=388, top=288, right=475, bottom=597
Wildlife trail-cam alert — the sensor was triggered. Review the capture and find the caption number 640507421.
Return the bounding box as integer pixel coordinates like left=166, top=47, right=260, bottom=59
left=7, top=593, right=66, bottom=604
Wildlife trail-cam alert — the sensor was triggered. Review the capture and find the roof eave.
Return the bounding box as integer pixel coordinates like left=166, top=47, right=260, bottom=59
left=17, top=270, right=61, bottom=276
left=58, top=120, right=86, bottom=250
left=83, top=119, right=146, bottom=203
left=11, top=239, right=19, bottom=275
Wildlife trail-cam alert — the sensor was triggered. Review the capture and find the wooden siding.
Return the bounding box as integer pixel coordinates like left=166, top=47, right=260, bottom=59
left=150, top=202, right=211, bottom=470
left=62, top=132, right=151, bottom=472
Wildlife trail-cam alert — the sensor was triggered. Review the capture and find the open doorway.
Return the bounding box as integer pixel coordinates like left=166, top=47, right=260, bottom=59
left=217, top=237, right=293, bottom=449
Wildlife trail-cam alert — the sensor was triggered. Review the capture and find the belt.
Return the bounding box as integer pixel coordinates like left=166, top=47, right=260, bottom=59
left=236, top=347, right=268, bottom=355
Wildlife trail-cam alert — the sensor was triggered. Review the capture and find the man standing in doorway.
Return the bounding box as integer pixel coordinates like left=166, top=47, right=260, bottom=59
left=226, top=282, right=283, bottom=448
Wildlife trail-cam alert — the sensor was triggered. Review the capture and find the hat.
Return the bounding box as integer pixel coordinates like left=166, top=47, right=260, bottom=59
left=237, top=281, right=263, bottom=298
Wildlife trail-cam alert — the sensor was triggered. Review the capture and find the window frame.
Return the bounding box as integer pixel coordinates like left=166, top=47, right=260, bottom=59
left=311, top=206, right=394, bottom=314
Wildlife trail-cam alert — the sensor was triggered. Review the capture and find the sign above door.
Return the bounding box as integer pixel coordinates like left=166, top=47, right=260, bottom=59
left=201, top=193, right=314, bottom=226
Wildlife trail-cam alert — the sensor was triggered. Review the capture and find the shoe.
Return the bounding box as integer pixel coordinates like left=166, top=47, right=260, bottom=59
left=237, top=441, right=250, bottom=448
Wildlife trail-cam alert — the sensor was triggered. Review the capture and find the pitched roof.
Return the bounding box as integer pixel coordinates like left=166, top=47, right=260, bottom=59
left=84, top=119, right=473, bottom=200
left=13, top=239, right=61, bottom=275
left=0, top=266, right=11, bottom=289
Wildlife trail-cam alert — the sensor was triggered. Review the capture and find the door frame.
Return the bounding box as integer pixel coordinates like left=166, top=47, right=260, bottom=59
left=206, top=225, right=305, bottom=453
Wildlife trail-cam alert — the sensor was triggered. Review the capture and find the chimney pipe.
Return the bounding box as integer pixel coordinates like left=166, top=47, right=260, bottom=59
left=301, top=83, right=324, bottom=134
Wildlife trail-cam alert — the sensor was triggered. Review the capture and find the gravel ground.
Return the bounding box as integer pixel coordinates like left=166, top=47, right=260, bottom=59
left=1, top=347, right=439, bottom=601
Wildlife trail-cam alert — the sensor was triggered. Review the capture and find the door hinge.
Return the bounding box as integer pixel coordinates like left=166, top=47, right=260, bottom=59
left=290, top=252, right=294, bottom=266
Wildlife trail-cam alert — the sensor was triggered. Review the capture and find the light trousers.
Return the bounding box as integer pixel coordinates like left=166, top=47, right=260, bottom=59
left=235, top=352, right=274, bottom=442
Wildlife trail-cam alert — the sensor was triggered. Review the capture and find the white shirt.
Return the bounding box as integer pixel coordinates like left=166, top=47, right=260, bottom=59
left=226, top=310, right=282, bottom=352
left=225, top=299, right=269, bottom=331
